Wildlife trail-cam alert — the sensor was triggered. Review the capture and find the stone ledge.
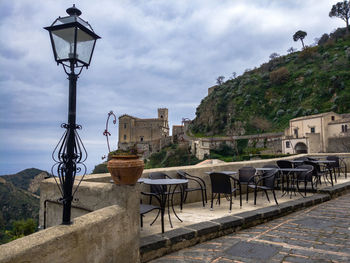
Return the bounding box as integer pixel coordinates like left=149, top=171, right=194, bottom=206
left=318, top=181, right=350, bottom=197
left=139, top=184, right=348, bottom=262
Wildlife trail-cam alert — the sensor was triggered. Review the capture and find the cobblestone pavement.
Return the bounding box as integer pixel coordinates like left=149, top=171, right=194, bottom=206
left=150, top=193, right=350, bottom=263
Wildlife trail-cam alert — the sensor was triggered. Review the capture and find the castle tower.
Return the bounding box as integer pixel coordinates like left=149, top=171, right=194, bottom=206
left=158, top=108, right=168, bottom=121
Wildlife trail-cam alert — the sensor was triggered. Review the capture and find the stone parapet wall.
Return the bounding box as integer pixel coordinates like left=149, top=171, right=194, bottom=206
left=0, top=205, right=140, bottom=263
left=84, top=153, right=350, bottom=206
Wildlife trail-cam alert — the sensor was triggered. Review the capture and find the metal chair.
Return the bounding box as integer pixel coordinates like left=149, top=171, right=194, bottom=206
left=209, top=172, right=242, bottom=212
left=276, top=160, right=293, bottom=193
left=326, top=156, right=347, bottom=180
left=295, top=164, right=314, bottom=197
left=238, top=166, right=256, bottom=203
left=247, top=168, right=279, bottom=206
left=140, top=192, right=161, bottom=231
left=304, top=160, right=333, bottom=187
left=177, top=170, right=207, bottom=207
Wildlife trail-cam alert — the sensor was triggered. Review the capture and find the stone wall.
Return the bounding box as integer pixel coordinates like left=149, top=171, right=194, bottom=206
left=0, top=205, right=140, bottom=263
left=84, top=153, right=350, bottom=206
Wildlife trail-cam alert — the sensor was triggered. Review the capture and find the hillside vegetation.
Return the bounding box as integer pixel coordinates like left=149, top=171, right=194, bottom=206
left=191, top=28, right=350, bottom=137
left=0, top=168, right=48, bottom=244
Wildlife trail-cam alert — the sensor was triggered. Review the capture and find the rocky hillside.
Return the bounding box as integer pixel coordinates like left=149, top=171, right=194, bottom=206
left=3, top=168, right=49, bottom=196
left=0, top=168, right=48, bottom=230
left=191, top=28, right=350, bottom=137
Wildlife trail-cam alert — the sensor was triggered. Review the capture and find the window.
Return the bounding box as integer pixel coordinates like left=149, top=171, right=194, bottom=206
left=286, top=141, right=290, bottom=148
left=342, top=125, right=348, bottom=132
left=140, top=137, right=144, bottom=142
left=331, top=116, right=335, bottom=121
left=124, top=123, right=127, bottom=129
left=310, top=127, right=315, bottom=133
left=294, top=128, right=298, bottom=138
left=123, top=135, right=126, bottom=140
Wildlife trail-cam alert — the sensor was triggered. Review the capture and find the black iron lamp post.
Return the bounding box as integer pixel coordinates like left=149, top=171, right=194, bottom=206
left=45, top=5, right=100, bottom=225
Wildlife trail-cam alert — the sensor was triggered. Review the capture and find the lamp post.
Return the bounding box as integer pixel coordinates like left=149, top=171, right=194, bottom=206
left=44, top=5, right=100, bottom=225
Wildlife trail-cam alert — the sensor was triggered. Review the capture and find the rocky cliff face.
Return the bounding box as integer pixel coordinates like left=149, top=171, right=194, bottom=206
left=191, top=28, right=350, bottom=137
left=28, top=172, right=48, bottom=195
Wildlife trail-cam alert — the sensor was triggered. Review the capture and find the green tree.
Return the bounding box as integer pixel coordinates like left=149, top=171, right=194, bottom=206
left=329, top=1, right=350, bottom=34
left=5, top=219, right=37, bottom=241
left=216, top=76, right=225, bottom=85
left=293, top=30, right=307, bottom=49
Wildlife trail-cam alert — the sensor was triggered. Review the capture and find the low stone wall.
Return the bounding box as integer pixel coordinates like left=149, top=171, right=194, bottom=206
left=0, top=205, right=140, bottom=263
left=84, top=153, right=350, bottom=206
left=39, top=179, right=140, bottom=228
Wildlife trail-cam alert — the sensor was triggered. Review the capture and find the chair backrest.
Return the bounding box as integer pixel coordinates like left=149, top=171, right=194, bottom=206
left=296, top=164, right=314, bottom=182
left=238, top=167, right=256, bottom=183
left=209, top=172, right=232, bottom=194
left=303, top=161, right=320, bottom=174
left=277, top=160, right=292, bottom=169
left=261, top=168, right=278, bottom=188
left=326, top=156, right=340, bottom=168
left=149, top=172, right=168, bottom=193
left=177, top=170, right=187, bottom=179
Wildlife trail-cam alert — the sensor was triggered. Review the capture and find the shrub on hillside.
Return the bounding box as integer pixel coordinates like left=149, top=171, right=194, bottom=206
left=298, top=46, right=317, bottom=60
left=269, top=67, right=290, bottom=84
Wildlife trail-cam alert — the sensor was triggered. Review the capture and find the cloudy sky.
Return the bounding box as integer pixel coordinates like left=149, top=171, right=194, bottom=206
left=0, top=0, right=344, bottom=175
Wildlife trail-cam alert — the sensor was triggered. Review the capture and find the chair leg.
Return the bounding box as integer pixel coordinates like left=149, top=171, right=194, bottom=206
left=200, top=189, right=205, bottom=207
left=246, top=185, right=249, bottom=203
left=239, top=185, right=242, bottom=208
left=140, top=214, right=143, bottom=228
left=254, top=188, right=257, bottom=205
left=210, top=193, right=214, bottom=211
left=264, top=190, right=270, bottom=203
left=150, top=209, right=161, bottom=226
left=229, top=193, right=232, bottom=212
left=272, top=190, right=278, bottom=206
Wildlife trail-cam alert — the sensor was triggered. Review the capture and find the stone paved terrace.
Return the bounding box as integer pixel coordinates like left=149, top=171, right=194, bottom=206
left=140, top=175, right=350, bottom=262
left=140, top=177, right=350, bottom=237
left=150, top=191, right=350, bottom=262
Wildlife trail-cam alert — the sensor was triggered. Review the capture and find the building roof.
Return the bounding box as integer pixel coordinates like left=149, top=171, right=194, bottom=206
left=118, top=114, right=139, bottom=120
left=290, top=111, right=337, bottom=122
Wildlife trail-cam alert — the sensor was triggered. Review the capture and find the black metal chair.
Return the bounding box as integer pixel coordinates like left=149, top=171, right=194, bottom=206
left=238, top=166, right=256, bottom=203
left=304, top=160, right=333, bottom=187
left=140, top=192, right=161, bottom=231
left=262, top=164, right=281, bottom=189
left=209, top=172, right=242, bottom=212
left=247, top=168, right=279, bottom=206
left=326, top=155, right=347, bottom=180
left=276, top=160, right=293, bottom=193
left=177, top=170, right=207, bottom=207
left=295, top=164, right=314, bottom=197
left=148, top=172, right=183, bottom=210
left=292, top=157, right=309, bottom=167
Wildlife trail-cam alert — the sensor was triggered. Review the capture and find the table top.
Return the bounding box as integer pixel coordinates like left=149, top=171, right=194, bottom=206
left=290, top=160, right=335, bottom=163
left=205, top=171, right=237, bottom=175
left=138, top=178, right=188, bottom=185
left=256, top=167, right=309, bottom=172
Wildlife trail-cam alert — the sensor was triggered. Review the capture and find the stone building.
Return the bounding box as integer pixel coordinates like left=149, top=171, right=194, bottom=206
left=118, top=108, right=170, bottom=154
left=282, top=111, right=350, bottom=154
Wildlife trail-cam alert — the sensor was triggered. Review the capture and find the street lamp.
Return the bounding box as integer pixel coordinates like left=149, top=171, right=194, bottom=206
left=44, top=5, right=100, bottom=225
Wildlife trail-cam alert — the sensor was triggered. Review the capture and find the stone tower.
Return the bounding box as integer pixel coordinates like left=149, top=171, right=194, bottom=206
left=158, top=108, right=168, bottom=121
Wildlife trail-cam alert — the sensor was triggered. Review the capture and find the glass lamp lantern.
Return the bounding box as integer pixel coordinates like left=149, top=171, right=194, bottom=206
left=44, top=4, right=100, bottom=68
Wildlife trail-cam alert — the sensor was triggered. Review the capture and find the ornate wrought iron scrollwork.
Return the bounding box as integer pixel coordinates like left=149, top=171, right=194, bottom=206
left=102, top=111, right=117, bottom=158
left=51, top=123, right=87, bottom=202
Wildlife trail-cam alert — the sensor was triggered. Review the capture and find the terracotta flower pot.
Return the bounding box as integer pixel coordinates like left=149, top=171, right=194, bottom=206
left=107, top=155, right=144, bottom=185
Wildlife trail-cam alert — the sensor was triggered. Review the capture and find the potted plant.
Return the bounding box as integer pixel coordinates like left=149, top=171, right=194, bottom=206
left=107, top=145, right=144, bottom=185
